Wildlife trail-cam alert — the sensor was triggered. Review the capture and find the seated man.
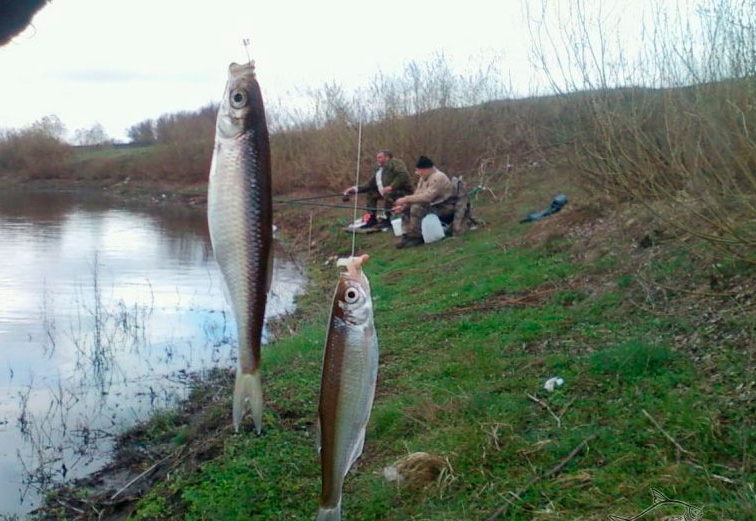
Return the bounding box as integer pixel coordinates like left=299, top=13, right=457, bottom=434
left=392, top=156, right=455, bottom=249
left=343, top=150, right=413, bottom=229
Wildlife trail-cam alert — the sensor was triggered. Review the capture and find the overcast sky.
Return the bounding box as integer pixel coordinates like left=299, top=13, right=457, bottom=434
left=0, top=0, right=671, bottom=142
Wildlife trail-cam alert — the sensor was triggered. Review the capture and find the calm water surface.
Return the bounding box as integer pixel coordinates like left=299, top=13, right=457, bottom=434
left=0, top=191, right=304, bottom=516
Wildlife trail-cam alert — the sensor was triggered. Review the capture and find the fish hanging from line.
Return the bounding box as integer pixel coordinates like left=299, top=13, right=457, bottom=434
left=207, top=61, right=273, bottom=434
left=317, top=254, right=379, bottom=521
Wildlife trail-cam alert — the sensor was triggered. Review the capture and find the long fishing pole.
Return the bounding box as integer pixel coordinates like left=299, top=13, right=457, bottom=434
left=273, top=196, right=448, bottom=212
left=272, top=199, right=384, bottom=212
left=274, top=193, right=345, bottom=204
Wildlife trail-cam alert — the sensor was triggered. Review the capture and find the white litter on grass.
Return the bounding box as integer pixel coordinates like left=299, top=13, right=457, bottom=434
left=543, top=376, right=564, bottom=392
left=383, top=466, right=402, bottom=482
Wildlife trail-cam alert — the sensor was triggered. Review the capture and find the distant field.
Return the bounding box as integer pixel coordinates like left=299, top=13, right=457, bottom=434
left=71, top=144, right=159, bottom=162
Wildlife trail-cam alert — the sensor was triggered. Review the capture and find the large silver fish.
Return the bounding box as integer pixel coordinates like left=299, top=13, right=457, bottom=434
left=317, top=254, right=379, bottom=521
left=207, top=62, right=272, bottom=434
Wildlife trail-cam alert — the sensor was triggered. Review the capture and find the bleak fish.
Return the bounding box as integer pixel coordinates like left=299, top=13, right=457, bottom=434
left=317, top=254, right=379, bottom=521
left=207, top=61, right=272, bottom=434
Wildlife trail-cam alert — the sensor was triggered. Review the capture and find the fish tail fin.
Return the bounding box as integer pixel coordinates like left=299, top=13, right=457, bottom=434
left=651, top=488, right=669, bottom=504
left=232, top=368, right=263, bottom=434
left=316, top=503, right=341, bottom=521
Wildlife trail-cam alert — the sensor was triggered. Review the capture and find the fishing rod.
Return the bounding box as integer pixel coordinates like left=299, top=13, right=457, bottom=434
left=274, top=193, right=345, bottom=204
left=272, top=199, right=384, bottom=213
left=272, top=196, right=449, bottom=212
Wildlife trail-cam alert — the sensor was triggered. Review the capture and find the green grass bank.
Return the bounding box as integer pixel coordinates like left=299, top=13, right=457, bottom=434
left=33, top=166, right=754, bottom=521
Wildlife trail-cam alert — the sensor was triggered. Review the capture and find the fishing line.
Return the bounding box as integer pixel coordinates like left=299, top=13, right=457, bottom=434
left=242, top=38, right=252, bottom=64
left=350, top=118, right=363, bottom=258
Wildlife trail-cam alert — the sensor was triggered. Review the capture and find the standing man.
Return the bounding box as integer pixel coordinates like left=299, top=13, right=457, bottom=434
left=343, top=150, right=413, bottom=229
left=391, top=156, right=455, bottom=249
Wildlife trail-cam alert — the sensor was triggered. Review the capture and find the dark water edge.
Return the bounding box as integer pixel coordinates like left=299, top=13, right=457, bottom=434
left=0, top=177, right=208, bottom=210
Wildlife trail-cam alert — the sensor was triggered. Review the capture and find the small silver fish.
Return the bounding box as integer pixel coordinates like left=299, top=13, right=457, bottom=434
left=317, top=254, right=379, bottom=521
left=207, top=61, right=273, bottom=434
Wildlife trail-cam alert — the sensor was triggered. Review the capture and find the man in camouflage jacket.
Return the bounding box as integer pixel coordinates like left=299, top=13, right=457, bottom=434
left=343, top=150, right=413, bottom=228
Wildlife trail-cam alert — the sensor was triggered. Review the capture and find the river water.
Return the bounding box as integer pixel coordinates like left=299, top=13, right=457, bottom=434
left=0, top=191, right=304, bottom=517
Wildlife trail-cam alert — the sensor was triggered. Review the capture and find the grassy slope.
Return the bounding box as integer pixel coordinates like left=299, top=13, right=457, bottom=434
left=124, top=167, right=754, bottom=521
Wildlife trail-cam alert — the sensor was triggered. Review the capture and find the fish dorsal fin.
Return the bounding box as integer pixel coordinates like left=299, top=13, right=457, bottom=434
left=651, top=488, right=669, bottom=504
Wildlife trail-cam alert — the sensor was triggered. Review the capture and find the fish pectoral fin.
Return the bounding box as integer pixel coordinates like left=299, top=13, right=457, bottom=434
left=346, top=426, right=367, bottom=471
left=651, top=488, right=669, bottom=504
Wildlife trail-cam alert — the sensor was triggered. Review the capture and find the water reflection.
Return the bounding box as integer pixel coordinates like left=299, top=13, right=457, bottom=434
left=0, top=191, right=304, bottom=516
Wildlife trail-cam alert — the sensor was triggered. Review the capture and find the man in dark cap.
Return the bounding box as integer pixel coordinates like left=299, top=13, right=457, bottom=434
left=343, top=150, right=413, bottom=229
left=391, top=156, right=455, bottom=248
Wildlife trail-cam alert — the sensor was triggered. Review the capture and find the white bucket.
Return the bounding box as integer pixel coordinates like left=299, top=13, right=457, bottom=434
left=421, top=214, right=445, bottom=243
left=390, top=217, right=403, bottom=237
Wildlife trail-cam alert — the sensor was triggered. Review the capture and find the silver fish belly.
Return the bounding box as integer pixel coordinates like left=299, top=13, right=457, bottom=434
left=317, top=255, right=379, bottom=521
left=207, top=61, right=272, bottom=434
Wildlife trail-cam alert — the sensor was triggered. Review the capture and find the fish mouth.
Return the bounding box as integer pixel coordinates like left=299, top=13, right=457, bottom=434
left=335, top=255, right=370, bottom=292
left=229, top=61, right=256, bottom=76
left=337, top=254, right=369, bottom=279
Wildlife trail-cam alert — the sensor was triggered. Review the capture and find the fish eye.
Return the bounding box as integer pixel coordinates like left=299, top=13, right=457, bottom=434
left=344, top=287, right=359, bottom=304
left=230, top=89, right=248, bottom=109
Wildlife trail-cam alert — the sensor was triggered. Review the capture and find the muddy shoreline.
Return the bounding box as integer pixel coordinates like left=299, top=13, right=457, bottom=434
left=28, top=302, right=318, bottom=521
left=28, top=369, right=235, bottom=521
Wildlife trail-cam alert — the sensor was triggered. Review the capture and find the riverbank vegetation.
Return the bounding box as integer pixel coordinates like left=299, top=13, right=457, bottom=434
left=29, top=159, right=755, bottom=520
left=7, top=1, right=756, bottom=518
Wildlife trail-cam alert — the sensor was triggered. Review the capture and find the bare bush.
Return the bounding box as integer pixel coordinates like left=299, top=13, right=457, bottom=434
left=528, top=0, right=756, bottom=261
left=0, top=116, right=72, bottom=180
left=268, top=53, right=532, bottom=193
left=73, top=123, right=112, bottom=146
